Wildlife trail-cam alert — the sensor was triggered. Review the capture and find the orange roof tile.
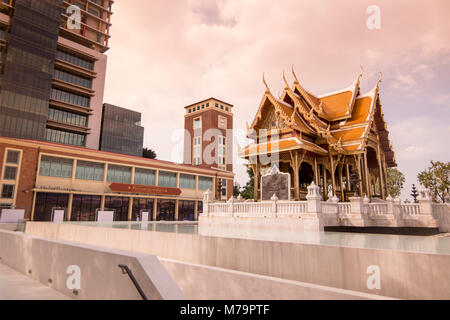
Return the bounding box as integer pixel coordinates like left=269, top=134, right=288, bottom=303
left=320, top=90, right=354, bottom=119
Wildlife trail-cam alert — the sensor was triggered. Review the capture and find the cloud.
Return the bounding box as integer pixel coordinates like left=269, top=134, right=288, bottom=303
left=103, top=0, right=450, bottom=191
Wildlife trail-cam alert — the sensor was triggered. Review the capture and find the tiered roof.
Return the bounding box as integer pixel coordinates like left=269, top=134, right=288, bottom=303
left=240, top=67, right=396, bottom=167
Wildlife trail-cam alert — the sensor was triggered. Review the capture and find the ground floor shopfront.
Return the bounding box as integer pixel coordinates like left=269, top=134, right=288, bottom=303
left=0, top=137, right=234, bottom=221
left=32, top=192, right=203, bottom=222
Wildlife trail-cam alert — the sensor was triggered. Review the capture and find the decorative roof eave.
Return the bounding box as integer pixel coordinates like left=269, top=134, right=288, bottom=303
left=250, top=74, right=294, bottom=130
left=282, top=77, right=346, bottom=153
left=291, top=66, right=327, bottom=117
left=238, top=137, right=329, bottom=159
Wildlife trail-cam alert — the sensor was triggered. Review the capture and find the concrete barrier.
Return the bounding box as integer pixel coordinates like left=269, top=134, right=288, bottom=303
left=159, top=258, right=394, bottom=300
left=0, top=230, right=184, bottom=300
left=24, top=222, right=450, bottom=300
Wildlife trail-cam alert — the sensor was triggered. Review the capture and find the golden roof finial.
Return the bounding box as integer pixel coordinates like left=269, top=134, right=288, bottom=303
left=263, top=72, right=270, bottom=93
left=358, top=65, right=364, bottom=83
left=291, top=65, right=300, bottom=84
left=282, top=70, right=290, bottom=89
left=377, top=71, right=383, bottom=87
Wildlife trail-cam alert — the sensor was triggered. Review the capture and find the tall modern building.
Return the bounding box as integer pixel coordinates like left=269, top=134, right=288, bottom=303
left=184, top=98, right=234, bottom=199
left=0, top=0, right=113, bottom=149
left=99, top=103, right=144, bottom=157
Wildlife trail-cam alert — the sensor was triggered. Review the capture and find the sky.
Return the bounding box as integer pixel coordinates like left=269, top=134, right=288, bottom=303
left=103, top=0, right=450, bottom=200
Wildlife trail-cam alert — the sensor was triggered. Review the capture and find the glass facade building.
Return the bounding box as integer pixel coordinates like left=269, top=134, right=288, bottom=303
left=99, top=104, right=144, bottom=157
left=0, top=0, right=63, bottom=141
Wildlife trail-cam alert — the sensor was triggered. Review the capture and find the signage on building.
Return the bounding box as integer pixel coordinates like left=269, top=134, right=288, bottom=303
left=109, top=183, right=182, bottom=196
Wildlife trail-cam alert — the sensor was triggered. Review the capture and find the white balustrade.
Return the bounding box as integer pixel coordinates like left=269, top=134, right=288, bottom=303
left=201, top=187, right=447, bottom=229
left=399, top=204, right=421, bottom=216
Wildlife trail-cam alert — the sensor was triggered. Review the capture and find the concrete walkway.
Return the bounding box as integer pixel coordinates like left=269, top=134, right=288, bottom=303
left=0, top=263, right=71, bottom=300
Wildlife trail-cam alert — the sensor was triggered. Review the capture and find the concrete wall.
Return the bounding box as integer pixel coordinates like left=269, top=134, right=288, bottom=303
left=159, top=258, right=393, bottom=300
left=0, top=230, right=184, bottom=300
left=25, top=222, right=450, bottom=300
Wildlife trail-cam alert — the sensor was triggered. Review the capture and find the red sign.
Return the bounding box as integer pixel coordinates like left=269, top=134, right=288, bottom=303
left=109, top=183, right=182, bottom=196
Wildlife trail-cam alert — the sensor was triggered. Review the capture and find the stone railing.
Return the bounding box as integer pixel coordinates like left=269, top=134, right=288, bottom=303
left=201, top=184, right=450, bottom=232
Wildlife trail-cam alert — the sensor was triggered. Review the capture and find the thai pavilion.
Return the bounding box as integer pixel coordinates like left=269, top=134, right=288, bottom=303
left=239, top=67, right=396, bottom=202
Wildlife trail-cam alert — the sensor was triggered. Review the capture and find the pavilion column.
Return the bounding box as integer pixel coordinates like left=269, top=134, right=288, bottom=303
left=314, top=158, right=319, bottom=185
left=363, top=151, right=371, bottom=199
left=329, top=155, right=337, bottom=197
left=346, top=163, right=351, bottom=191
left=253, top=164, right=260, bottom=201
left=339, top=164, right=344, bottom=202
left=322, top=164, right=327, bottom=201
left=355, top=154, right=363, bottom=197
left=293, top=152, right=300, bottom=201
left=383, top=158, right=389, bottom=197
left=377, top=147, right=387, bottom=199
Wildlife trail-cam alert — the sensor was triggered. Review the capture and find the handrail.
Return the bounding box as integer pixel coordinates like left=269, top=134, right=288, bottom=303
left=118, top=264, right=148, bottom=300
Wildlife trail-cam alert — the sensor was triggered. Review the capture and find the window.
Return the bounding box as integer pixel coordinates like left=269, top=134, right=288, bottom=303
left=54, top=69, right=92, bottom=89
left=158, top=171, right=177, bottom=188
left=193, top=136, right=202, bottom=165
left=6, top=150, right=20, bottom=164
left=226, top=107, right=229, bottom=112
left=39, top=156, right=73, bottom=178
left=134, top=168, right=155, bottom=186
left=218, top=116, right=227, bottom=129
left=218, top=135, right=226, bottom=170
left=180, top=174, right=195, bottom=189
left=206, top=103, right=209, bottom=107
left=198, top=176, right=213, bottom=191
left=45, top=128, right=86, bottom=147
left=56, top=49, right=94, bottom=70
left=51, top=88, right=90, bottom=108
left=221, top=179, right=227, bottom=196
left=1, top=184, right=15, bottom=199
left=3, top=166, right=17, bottom=180
left=220, top=105, right=224, bottom=110
left=107, top=165, right=132, bottom=184
left=76, top=161, right=104, bottom=181
left=193, top=118, right=201, bottom=129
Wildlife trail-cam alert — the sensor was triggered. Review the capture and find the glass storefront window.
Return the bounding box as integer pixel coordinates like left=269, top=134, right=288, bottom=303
left=104, top=196, right=129, bottom=221
left=33, top=193, right=69, bottom=221
left=178, top=200, right=195, bottom=221
left=71, top=194, right=101, bottom=222
left=156, top=199, right=175, bottom=221
left=132, top=198, right=154, bottom=221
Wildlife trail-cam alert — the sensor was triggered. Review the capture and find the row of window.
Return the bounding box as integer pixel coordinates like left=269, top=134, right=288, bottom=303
left=45, top=128, right=86, bottom=147
left=0, top=150, right=21, bottom=200
left=38, top=156, right=214, bottom=190
left=48, top=108, right=88, bottom=127
left=54, top=69, right=92, bottom=89
left=56, top=49, right=94, bottom=70
left=51, top=88, right=90, bottom=108
left=188, top=102, right=230, bottom=114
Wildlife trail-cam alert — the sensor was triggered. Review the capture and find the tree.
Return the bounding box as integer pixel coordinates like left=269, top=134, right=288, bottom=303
left=233, top=182, right=241, bottom=198
left=240, top=165, right=255, bottom=200
left=386, top=168, right=405, bottom=198
left=418, top=161, right=450, bottom=203
left=142, top=148, right=157, bottom=159
left=410, top=184, right=419, bottom=203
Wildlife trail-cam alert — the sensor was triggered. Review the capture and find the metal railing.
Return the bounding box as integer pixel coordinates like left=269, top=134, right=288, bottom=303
left=118, top=264, right=148, bottom=300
